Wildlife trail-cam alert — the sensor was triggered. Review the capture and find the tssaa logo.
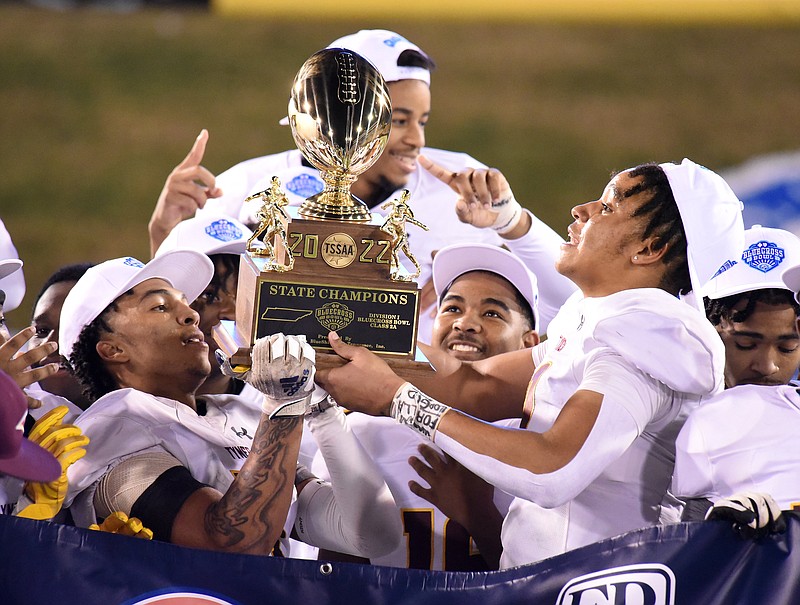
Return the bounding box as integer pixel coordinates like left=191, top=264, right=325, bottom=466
left=556, top=564, right=675, bottom=605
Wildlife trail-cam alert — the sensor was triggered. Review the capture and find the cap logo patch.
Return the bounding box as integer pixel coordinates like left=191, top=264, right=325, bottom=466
left=382, top=35, right=405, bottom=48
left=286, top=174, right=324, bottom=199
left=711, top=259, right=737, bottom=279
left=742, top=240, right=785, bottom=273
left=123, top=257, right=145, bottom=268
left=205, top=219, right=242, bottom=242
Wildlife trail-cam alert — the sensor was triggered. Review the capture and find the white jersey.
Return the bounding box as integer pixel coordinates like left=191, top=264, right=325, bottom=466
left=433, top=288, right=725, bottom=568
left=671, top=383, right=800, bottom=511
left=201, top=147, right=504, bottom=343
left=0, top=387, right=81, bottom=516
left=64, top=388, right=296, bottom=554
left=310, top=413, right=513, bottom=570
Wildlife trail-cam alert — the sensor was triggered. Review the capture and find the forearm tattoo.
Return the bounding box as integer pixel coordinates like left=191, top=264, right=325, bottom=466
left=204, top=416, right=301, bottom=551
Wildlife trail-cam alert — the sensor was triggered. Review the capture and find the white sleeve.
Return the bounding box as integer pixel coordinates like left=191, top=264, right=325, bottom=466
left=670, top=413, right=717, bottom=502
left=503, top=210, right=579, bottom=334
left=434, top=353, right=668, bottom=508
left=293, top=406, right=402, bottom=557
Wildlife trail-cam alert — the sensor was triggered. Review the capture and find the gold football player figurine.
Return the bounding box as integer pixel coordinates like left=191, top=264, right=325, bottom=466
left=380, top=190, right=428, bottom=282
left=245, top=177, right=294, bottom=271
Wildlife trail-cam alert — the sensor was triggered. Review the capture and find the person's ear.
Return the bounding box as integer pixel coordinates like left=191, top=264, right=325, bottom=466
left=522, top=330, right=540, bottom=349
left=631, top=238, right=668, bottom=266
left=96, top=338, right=129, bottom=364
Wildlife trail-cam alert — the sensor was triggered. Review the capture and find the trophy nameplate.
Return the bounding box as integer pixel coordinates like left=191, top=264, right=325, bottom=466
left=213, top=48, right=433, bottom=378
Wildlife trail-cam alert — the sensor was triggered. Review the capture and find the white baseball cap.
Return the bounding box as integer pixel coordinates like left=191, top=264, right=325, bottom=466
left=432, top=243, right=540, bottom=330
left=155, top=214, right=253, bottom=257
left=0, top=219, right=26, bottom=312
left=326, top=29, right=431, bottom=85
left=704, top=225, right=800, bottom=299
left=781, top=261, right=800, bottom=304
left=659, top=158, right=745, bottom=308
left=278, top=29, right=432, bottom=127
left=59, top=250, right=214, bottom=361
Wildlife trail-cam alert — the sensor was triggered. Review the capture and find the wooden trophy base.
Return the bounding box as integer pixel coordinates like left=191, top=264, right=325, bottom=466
left=214, top=207, right=433, bottom=379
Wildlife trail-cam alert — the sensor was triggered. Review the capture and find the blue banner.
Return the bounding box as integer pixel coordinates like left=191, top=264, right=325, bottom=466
left=1, top=513, right=798, bottom=604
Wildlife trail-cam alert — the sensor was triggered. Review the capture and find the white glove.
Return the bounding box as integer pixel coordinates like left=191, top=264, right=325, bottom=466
left=218, top=333, right=315, bottom=418
left=705, top=491, right=786, bottom=539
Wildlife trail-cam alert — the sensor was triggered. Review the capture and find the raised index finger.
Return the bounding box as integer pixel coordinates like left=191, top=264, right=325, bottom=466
left=419, top=154, right=458, bottom=191
left=178, top=129, right=209, bottom=169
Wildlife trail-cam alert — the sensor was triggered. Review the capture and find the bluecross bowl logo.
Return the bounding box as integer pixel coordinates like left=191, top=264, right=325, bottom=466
left=556, top=564, right=675, bottom=605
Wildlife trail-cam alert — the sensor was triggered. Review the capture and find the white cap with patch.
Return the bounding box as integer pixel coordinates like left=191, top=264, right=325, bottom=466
left=326, top=29, right=431, bottom=85
left=0, top=219, right=26, bottom=312
left=59, top=251, right=214, bottom=361
left=432, top=243, right=539, bottom=331
left=155, top=214, right=253, bottom=257
left=278, top=29, right=431, bottom=127
left=659, top=158, right=745, bottom=309
left=704, top=225, right=800, bottom=299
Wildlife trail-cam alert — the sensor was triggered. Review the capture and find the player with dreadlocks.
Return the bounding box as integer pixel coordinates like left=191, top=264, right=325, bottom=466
left=317, top=158, right=745, bottom=567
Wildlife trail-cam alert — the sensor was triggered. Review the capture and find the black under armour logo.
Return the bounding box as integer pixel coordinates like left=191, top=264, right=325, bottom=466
left=232, top=426, right=251, bottom=439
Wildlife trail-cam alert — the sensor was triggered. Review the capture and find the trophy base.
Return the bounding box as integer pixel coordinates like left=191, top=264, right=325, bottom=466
left=212, top=320, right=433, bottom=380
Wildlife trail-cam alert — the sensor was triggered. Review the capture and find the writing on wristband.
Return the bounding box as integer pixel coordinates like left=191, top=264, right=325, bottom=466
left=492, top=196, right=523, bottom=234
left=391, top=382, right=451, bottom=439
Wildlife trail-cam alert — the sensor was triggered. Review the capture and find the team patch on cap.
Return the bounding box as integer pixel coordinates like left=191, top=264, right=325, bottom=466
left=742, top=240, right=785, bottom=273
left=382, top=34, right=406, bottom=47
left=286, top=174, right=324, bottom=199
left=123, top=258, right=145, bottom=268
left=204, top=219, right=243, bottom=243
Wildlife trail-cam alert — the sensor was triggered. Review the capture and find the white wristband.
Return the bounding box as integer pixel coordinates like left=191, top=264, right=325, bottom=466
left=491, top=194, right=523, bottom=235
left=263, top=394, right=312, bottom=419
left=389, top=382, right=451, bottom=440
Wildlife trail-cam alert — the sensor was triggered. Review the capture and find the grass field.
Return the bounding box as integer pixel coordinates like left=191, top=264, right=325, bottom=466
left=1, top=4, right=799, bottom=327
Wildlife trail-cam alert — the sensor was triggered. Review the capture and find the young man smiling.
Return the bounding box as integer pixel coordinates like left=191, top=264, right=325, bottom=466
left=311, top=242, right=539, bottom=570
left=148, top=30, right=574, bottom=340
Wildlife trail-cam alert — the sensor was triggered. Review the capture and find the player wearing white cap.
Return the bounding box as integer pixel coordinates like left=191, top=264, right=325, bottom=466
left=58, top=252, right=400, bottom=557
left=147, top=29, right=575, bottom=339
left=704, top=225, right=800, bottom=388
left=154, top=214, right=261, bottom=405
left=311, top=243, right=538, bottom=570
left=666, top=229, right=800, bottom=526
left=317, top=159, right=745, bottom=567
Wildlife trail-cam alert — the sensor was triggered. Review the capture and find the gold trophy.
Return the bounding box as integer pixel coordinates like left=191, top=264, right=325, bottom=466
left=214, top=48, right=431, bottom=377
